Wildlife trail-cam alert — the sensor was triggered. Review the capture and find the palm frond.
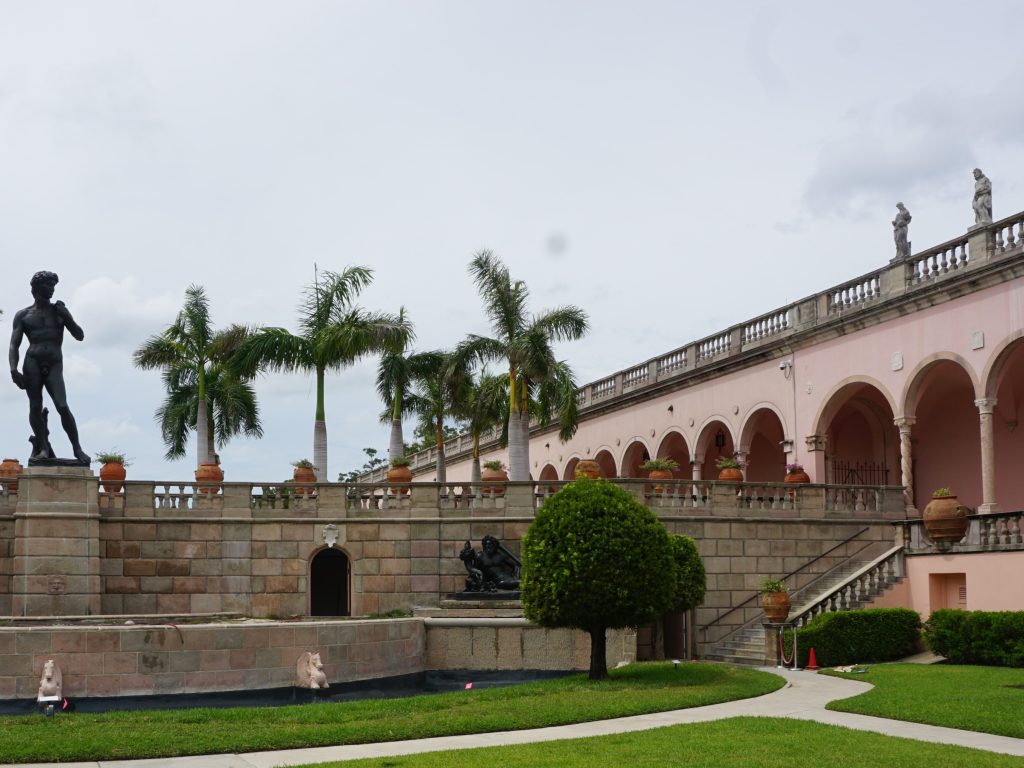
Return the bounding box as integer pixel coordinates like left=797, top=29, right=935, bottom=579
left=232, top=327, right=312, bottom=375
left=531, top=305, right=590, bottom=342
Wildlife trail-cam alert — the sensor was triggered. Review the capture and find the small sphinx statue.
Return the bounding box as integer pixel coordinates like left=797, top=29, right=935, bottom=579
left=295, top=651, right=329, bottom=689
left=459, top=535, right=521, bottom=592
left=37, top=659, right=62, bottom=701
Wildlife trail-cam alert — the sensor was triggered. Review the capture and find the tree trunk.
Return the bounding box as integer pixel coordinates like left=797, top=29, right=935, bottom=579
left=313, top=419, right=327, bottom=483
left=508, top=409, right=530, bottom=481
left=388, top=419, right=404, bottom=463
left=588, top=626, right=609, bottom=680
left=435, top=417, right=446, bottom=485
left=196, top=398, right=212, bottom=467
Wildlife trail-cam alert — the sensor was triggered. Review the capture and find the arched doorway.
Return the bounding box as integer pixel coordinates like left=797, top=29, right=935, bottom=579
left=594, top=449, right=617, bottom=479
left=563, top=457, right=580, bottom=480
left=987, top=339, right=1024, bottom=509
left=740, top=408, right=786, bottom=482
left=620, top=440, right=651, bottom=478
left=907, top=361, right=978, bottom=507
left=818, top=382, right=897, bottom=487
left=696, top=420, right=735, bottom=480
left=656, top=431, right=692, bottom=479
left=310, top=548, right=350, bottom=617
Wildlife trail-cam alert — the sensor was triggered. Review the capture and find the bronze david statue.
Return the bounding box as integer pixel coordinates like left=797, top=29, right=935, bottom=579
left=8, top=271, right=90, bottom=466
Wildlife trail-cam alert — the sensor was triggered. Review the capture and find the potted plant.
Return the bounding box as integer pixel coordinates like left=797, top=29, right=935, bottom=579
left=784, top=462, right=810, bottom=484
left=480, top=459, right=509, bottom=496
left=574, top=459, right=603, bottom=479
left=95, top=450, right=130, bottom=493
left=0, top=457, right=25, bottom=493
left=386, top=456, right=413, bottom=494
left=716, top=456, right=744, bottom=482
left=291, top=459, right=318, bottom=494
left=641, top=457, right=679, bottom=492
left=760, top=577, right=790, bottom=622
left=923, top=487, right=968, bottom=544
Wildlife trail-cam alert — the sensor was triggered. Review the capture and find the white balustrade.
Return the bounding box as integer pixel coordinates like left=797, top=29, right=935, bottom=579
left=697, top=332, right=731, bottom=362
left=995, top=214, right=1024, bottom=254
left=906, top=236, right=970, bottom=285
left=590, top=376, right=617, bottom=401
left=621, top=364, right=649, bottom=390
left=656, top=349, right=687, bottom=377
left=828, top=273, right=880, bottom=314
left=743, top=308, right=791, bottom=344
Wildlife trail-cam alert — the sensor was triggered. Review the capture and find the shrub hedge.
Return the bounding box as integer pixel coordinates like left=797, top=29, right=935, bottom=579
left=784, top=608, right=921, bottom=667
left=923, top=609, right=1024, bottom=667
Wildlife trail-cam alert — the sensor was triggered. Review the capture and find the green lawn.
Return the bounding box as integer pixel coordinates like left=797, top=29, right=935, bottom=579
left=0, top=662, right=781, bottom=764
left=316, top=717, right=1024, bottom=768
left=826, top=664, right=1024, bottom=738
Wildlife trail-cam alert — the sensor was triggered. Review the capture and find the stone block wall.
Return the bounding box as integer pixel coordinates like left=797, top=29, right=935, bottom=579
left=0, top=508, right=12, bottom=615
left=0, top=618, right=424, bottom=699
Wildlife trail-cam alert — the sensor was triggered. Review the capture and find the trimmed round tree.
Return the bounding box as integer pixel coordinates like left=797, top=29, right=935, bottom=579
left=521, top=479, right=676, bottom=680
left=669, top=534, right=706, bottom=613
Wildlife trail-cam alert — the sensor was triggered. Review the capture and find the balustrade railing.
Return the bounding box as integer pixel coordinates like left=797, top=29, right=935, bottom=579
left=621, top=363, right=649, bottom=390
left=590, top=375, right=617, bottom=402
left=895, top=509, right=1024, bottom=551
left=789, top=545, right=904, bottom=628
left=656, top=349, right=687, bottom=377
left=827, top=272, right=880, bottom=314
left=994, top=212, right=1024, bottom=255
left=696, top=331, right=731, bottom=362
left=906, top=234, right=970, bottom=285
left=743, top=308, right=791, bottom=343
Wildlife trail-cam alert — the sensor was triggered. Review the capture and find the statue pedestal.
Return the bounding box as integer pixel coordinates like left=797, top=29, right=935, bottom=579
left=12, top=467, right=100, bottom=616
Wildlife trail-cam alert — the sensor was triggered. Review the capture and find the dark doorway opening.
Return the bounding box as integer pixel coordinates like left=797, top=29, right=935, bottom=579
left=310, top=548, right=349, bottom=616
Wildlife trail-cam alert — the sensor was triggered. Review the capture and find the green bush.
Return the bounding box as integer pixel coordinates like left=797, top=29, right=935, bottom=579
left=924, top=609, right=1024, bottom=666
left=785, top=608, right=921, bottom=667
left=668, top=535, right=706, bottom=613
left=522, top=478, right=676, bottom=679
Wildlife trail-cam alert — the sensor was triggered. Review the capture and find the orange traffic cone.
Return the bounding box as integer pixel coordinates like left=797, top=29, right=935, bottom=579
left=806, top=647, right=819, bottom=671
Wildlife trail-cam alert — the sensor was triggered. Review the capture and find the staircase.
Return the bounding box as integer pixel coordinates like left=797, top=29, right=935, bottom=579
left=703, top=547, right=905, bottom=665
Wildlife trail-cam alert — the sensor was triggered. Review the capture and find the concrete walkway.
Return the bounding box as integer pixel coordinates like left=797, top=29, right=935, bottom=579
left=10, top=668, right=1024, bottom=768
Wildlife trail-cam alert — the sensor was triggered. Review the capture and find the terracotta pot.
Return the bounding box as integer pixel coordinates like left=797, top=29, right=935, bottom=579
left=647, top=468, right=674, bottom=493
left=0, top=458, right=24, bottom=493
left=923, top=494, right=968, bottom=543
left=784, top=470, right=810, bottom=484
left=99, top=461, right=127, bottom=493
left=480, top=467, right=509, bottom=496
left=762, top=591, right=791, bottom=622
left=292, top=466, right=317, bottom=495
left=387, top=465, right=412, bottom=495
left=575, top=459, right=603, bottom=479
left=718, top=467, right=743, bottom=482
left=195, top=462, right=224, bottom=494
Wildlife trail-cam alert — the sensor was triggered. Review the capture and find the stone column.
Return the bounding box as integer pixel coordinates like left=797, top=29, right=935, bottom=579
left=975, top=398, right=1000, bottom=514
left=804, top=434, right=826, bottom=483
left=894, top=417, right=917, bottom=516
left=12, top=467, right=100, bottom=616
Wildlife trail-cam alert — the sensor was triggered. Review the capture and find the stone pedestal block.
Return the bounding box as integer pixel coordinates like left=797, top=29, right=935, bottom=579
left=12, top=467, right=100, bottom=616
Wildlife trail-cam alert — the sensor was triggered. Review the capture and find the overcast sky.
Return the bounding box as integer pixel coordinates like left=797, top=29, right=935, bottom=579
left=2, top=1, right=1022, bottom=483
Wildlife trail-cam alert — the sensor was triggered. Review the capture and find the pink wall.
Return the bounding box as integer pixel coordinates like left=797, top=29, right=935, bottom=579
left=899, top=552, right=1024, bottom=619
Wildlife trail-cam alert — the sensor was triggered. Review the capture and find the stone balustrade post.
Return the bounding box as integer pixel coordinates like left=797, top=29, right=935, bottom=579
left=894, top=417, right=917, bottom=516
left=879, top=261, right=906, bottom=300
left=221, top=483, right=253, bottom=516
left=975, top=397, right=1000, bottom=514
left=504, top=483, right=536, bottom=516
left=410, top=484, right=440, bottom=515
left=123, top=482, right=156, bottom=516
left=967, top=225, right=995, bottom=265
left=317, top=484, right=350, bottom=517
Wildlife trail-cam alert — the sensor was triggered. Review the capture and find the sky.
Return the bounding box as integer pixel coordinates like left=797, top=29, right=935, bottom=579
left=2, top=1, right=1023, bottom=483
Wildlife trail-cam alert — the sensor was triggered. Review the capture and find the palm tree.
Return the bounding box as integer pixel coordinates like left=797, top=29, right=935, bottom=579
left=233, top=266, right=409, bottom=481
left=377, top=308, right=439, bottom=463
left=134, top=285, right=257, bottom=467
left=456, top=369, right=509, bottom=484
left=463, top=251, right=588, bottom=481
left=408, top=350, right=470, bottom=485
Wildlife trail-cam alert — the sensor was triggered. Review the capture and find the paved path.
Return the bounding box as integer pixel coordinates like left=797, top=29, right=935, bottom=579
left=10, top=668, right=1024, bottom=768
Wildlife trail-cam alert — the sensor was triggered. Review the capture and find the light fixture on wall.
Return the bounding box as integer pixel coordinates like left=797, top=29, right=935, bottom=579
left=715, top=429, right=726, bottom=451
left=667, top=404, right=674, bottom=413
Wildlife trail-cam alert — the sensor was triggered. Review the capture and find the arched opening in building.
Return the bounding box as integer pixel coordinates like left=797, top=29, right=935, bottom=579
left=696, top=420, right=735, bottom=480
left=987, top=339, right=1024, bottom=509
left=594, top=449, right=618, bottom=479
left=310, top=547, right=350, bottom=617
left=907, top=361, right=979, bottom=507
left=817, top=382, right=898, bottom=488
left=539, top=463, right=559, bottom=492
left=562, top=457, right=580, bottom=480
left=656, top=431, right=692, bottom=479
left=620, top=440, right=651, bottom=478
left=740, top=408, right=786, bottom=482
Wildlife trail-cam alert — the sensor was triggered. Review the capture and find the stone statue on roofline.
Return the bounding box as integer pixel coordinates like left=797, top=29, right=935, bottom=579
left=973, top=168, right=993, bottom=226
left=892, top=202, right=912, bottom=261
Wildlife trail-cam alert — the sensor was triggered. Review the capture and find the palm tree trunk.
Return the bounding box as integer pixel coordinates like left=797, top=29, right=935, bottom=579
left=508, top=408, right=530, bottom=481
left=388, top=419, right=404, bottom=463
left=314, top=366, right=328, bottom=481
left=196, top=399, right=212, bottom=467
left=471, top=435, right=481, bottom=484
left=435, top=416, right=446, bottom=485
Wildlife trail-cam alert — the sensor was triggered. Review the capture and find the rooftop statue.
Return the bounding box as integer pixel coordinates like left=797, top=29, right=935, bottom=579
left=8, top=271, right=90, bottom=466
left=973, top=168, right=993, bottom=226
left=460, top=535, right=521, bottom=592
left=892, top=202, right=912, bottom=261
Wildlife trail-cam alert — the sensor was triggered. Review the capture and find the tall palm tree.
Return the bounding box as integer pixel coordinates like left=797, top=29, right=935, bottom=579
left=134, top=285, right=256, bottom=467
left=233, top=266, right=409, bottom=481
left=408, top=350, right=470, bottom=485
left=455, top=369, right=509, bottom=484
left=463, top=251, right=588, bottom=481
left=377, top=308, right=440, bottom=463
